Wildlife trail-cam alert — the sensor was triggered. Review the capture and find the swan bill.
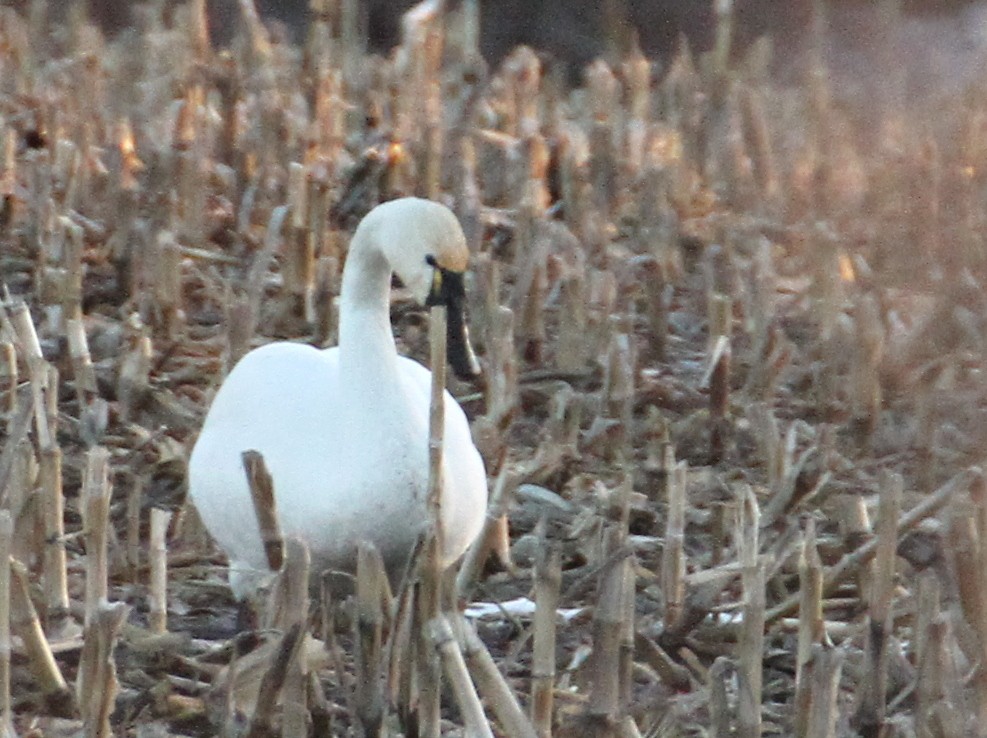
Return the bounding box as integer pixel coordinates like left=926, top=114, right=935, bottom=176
left=426, top=267, right=481, bottom=381
left=447, top=305, right=481, bottom=380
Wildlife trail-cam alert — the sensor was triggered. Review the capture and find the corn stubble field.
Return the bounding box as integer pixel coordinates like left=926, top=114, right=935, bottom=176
left=2, top=0, right=987, bottom=736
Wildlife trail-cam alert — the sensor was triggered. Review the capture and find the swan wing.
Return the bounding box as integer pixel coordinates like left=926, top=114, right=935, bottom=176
left=396, top=356, right=488, bottom=563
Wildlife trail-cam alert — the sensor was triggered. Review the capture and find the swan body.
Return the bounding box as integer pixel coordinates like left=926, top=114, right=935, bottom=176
left=188, top=198, right=488, bottom=597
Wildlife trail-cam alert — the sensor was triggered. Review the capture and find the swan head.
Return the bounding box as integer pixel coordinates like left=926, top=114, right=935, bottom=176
left=358, top=197, right=481, bottom=381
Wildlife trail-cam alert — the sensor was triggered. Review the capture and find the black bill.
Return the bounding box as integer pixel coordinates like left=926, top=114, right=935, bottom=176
left=426, top=268, right=482, bottom=381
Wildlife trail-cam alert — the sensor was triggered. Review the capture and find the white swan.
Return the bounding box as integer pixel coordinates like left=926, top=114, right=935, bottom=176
left=188, top=198, right=488, bottom=597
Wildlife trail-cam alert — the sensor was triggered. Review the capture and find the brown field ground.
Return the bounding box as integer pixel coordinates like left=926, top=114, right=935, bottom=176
left=2, top=2, right=987, bottom=736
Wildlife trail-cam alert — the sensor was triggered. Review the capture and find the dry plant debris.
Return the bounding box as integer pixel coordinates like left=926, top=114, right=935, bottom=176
left=1, top=0, right=987, bottom=736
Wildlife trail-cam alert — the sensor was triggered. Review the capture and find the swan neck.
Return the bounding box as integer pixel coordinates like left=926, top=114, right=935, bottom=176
left=338, top=238, right=400, bottom=387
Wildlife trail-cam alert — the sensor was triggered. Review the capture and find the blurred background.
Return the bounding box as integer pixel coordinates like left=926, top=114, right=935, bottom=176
left=24, top=0, right=982, bottom=113
left=59, top=1, right=984, bottom=75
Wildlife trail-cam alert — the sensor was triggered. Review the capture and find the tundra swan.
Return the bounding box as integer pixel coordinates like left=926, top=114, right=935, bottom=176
left=188, top=197, right=488, bottom=597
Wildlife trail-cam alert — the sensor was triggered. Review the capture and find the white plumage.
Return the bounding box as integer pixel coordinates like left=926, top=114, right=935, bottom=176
left=188, top=198, right=488, bottom=597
